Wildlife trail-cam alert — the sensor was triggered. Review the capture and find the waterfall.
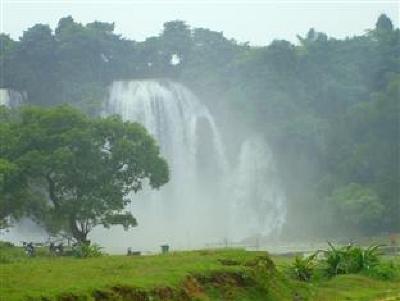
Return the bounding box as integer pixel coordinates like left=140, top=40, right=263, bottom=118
left=92, top=79, right=287, bottom=252
left=0, top=89, right=25, bottom=107
left=229, top=136, right=286, bottom=241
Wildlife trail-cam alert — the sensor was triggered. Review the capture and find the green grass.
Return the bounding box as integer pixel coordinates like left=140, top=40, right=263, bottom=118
left=311, top=274, right=400, bottom=301
left=0, top=241, right=27, bottom=264
left=1, top=244, right=399, bottom=301
left=1, top=249, right=264, bottom=300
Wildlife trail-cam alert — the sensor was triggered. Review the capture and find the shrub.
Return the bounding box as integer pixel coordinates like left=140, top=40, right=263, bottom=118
left=246, top=254, right=278, bottom=290
left=359, top=244, right=381, bottom=270
left=322, top=242, right=381, bottom=276
left=291, top=253, right=317, bottom=282
left=73, top=243, right=103, bottom=258
left=366, top=261, right=399, bottom=280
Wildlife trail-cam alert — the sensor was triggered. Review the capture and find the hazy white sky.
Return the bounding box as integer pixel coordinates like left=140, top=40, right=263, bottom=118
left=1, top=0, right=399, bottom=45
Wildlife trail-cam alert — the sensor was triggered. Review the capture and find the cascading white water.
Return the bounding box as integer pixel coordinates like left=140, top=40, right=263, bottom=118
left=92, top=79, right=287, bottom=252
left=229, top=136, right=286, bottom=241
left=0, top=89, right=25, bottom=107
left=93, top=80, right=229, bottom=251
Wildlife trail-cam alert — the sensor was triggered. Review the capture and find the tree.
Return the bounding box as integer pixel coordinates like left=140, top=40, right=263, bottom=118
left=0, top=34, right=16, bottom=88
left=327, top=183, right=385, bottom=234
left=371, top=14, right=400, bottom=90
left=376, top=14, right=394, bottom=33
left=161, top=20, right=192, bottom=67
left=9, top=24, right=58, bottom=105
left=0, top=106, right=169, bottom=242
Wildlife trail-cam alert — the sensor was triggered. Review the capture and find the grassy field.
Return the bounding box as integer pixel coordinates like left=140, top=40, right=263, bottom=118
left=0, top=244, right=399, bottom=301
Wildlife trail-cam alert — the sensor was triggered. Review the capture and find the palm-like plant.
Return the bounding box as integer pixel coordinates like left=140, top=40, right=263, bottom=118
left=322, top=242, right=381, bottom=276
left=291, top=253, right=317, bottom=281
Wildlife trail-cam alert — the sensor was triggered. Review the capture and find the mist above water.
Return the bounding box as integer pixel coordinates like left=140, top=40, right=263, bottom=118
left=92, top=80, right=286, bottom=252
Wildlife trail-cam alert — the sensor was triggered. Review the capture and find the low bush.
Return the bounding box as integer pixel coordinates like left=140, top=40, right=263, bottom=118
left=291, top=253, right=317, bottom=282
left=290, top=242, right=395, bottom=282
left=322, top=242, right=380, bottom=276
left=73, top=243, right=103, bottom=258
left=365, top=260, right=400, bottom=280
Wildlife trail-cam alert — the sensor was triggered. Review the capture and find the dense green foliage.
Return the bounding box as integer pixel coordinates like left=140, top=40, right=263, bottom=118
left=0, top=106, right=169, bottom=241
left=291, top=253, right=317, bottom=282
left=290, top=242, right=399, bottom=283
left=0, top=14, right=398, bottom=237
left=321, top=242, right=381, bottom=276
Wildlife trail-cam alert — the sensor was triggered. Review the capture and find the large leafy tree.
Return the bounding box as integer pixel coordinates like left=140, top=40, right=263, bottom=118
left=0, top=106, right=169, bottom=242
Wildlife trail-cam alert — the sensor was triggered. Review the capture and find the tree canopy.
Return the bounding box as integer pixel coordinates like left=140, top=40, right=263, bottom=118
left=0, top=106, right=169, bottom=242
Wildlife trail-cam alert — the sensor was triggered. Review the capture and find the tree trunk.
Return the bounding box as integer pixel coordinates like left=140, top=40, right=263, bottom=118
left=46, top=174, right=60, bottom=209
left=69, top=216, right=88, bottom=243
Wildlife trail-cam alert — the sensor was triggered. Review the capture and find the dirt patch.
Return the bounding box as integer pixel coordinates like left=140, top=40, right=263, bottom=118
left=152, top=286, right=175, bottom=300
left=196, top=271, right=251, bottom=288
left=180, top=275, right=207, bottom=300
left=92, top=290, right=119, bottom=301
left=56, top=293, right=85, bottom=301
left=64, top=284, right=186, bottom=301
left=94, top=285, right=178, bottom=301
left=190, top=271, right=255, bottom=301
left=111, top=285, right=149, bottom=301
left=211, top=272, right=246, bottom=287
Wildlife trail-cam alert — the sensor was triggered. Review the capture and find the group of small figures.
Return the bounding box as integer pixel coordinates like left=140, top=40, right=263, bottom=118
left=127, top=247, right=141, bottom=256
left=49, top=242, right=64, bottom=256
left=22, top=242, right=35, bottom=257
left=22, top=241, right=65, bottom=257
